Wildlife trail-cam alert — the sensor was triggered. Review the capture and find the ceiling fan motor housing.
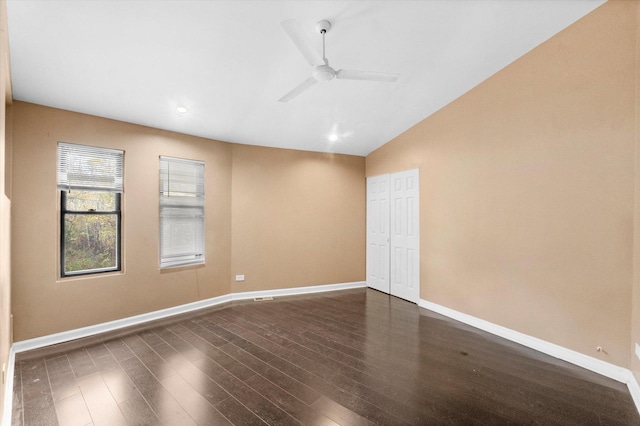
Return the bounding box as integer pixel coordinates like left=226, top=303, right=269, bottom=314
left=313, top=64, right=335, bottom=81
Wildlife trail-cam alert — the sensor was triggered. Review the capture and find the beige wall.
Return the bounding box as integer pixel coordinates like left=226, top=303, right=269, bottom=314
left=10, top=102, right=366, bottom=341
left=11, top=102, right=233, bottom=341
left=368, top=0, right=635, bottom=368
left=0, top=0, right=10, bottom=421
left=231, top=144, right=365, bottom=293
left=632, top=0, right=640, bottom=384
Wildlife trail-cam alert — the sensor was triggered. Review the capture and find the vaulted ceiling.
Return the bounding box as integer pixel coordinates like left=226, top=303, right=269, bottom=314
left=6, top=1, right=605, bottom=156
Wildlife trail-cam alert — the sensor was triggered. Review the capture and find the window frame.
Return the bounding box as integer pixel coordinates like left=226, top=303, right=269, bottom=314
left=57, top=141, right=124, bottom=278
left=60, top=190, right=122, bottom=277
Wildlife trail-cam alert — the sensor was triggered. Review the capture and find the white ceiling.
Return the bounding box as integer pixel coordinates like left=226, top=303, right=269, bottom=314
left=6, top=0, right=605, bottom=156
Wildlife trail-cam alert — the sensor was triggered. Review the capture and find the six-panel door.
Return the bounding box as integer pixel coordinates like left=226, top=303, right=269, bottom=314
left=366, top=169, right=420, bottom=303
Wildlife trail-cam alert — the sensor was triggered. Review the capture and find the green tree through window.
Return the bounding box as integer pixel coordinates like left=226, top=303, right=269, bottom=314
left=62, top=190, right=120, bottom=274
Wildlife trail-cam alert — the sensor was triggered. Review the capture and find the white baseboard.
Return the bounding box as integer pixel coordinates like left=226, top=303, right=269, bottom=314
left=419, top=299, right=629, bottom=382
left=232, top=281, right=366, bottom=301
left=12, top=294, right=232, bottom=354
left=419, top=298, right=640, bottom=415
left=11, top=281, right=366, bottom=354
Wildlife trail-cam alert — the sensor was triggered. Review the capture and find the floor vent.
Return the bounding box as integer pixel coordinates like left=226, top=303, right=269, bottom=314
left=253, top=297, right=274, bottom=302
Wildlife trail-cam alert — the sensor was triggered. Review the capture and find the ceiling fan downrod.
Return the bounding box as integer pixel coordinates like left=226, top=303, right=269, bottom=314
left=313, top=20, right=334, bottom=81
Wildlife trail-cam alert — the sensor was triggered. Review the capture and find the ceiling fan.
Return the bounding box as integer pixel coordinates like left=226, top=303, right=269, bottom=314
left=278, top=19, right=399, bottom=103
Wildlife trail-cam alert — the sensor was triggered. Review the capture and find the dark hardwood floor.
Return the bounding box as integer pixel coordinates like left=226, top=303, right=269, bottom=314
left=11, top=288, right=640, bottom=425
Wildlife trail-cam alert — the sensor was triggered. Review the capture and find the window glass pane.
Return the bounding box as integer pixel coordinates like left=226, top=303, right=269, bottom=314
left=65, top=190, right=116, bottom=212
left=64, top=213, right=118, bottom=274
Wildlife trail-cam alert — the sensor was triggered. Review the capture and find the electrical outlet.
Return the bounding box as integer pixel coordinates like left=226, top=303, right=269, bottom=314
left=235, top=275, right=245, bottom=282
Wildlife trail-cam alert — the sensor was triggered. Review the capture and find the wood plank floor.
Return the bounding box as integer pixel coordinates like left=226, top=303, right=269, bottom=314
left=11, top=288, right=640, bottom=425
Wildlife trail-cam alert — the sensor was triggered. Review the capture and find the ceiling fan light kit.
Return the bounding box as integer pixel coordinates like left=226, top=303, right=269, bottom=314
left=278, top=19, right=399, bottom=102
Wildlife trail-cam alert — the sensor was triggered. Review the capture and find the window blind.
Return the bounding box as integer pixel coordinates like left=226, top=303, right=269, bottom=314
left=159, top=156, right=205, bottom=268
left=57, top=142, right=124, bottom=192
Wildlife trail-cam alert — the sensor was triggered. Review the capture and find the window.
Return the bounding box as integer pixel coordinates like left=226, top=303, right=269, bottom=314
left=159, top=156, right=205, bottom=268
left=58, top=142, right=123, bottom=277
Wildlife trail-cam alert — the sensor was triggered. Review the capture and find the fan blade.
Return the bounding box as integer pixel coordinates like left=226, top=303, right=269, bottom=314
left=278, top=77, right=318, bottom=102
left=281, top=19, right=324, bottom=67
left=336, top=69, right=399, bottom=82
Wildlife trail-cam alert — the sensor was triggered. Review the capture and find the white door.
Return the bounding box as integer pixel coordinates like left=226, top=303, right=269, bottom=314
left=366, top=174, right=390, bottom=294
left=389, top=169, right=420, bottom=303
left=366, top=169, right=420, bottom=303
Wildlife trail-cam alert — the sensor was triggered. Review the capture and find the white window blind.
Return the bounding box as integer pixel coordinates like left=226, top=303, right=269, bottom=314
left=57, top=142, right=124, bottom=192
left=159, top=156, right=205, bottom=268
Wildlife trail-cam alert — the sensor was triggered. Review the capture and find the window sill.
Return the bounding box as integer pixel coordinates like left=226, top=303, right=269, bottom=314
left=160, top=263, right=205, bottom=274
left=56, top=270, right=124, bottom=283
